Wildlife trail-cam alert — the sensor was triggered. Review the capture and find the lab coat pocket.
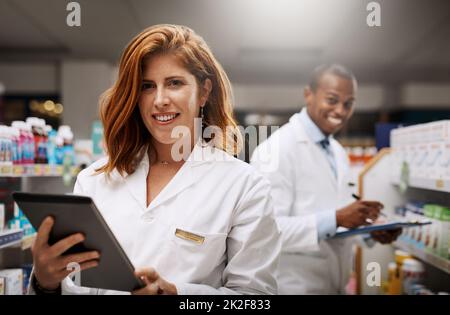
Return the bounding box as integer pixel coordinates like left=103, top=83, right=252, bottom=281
left=158, top=226, right=228, bottom=283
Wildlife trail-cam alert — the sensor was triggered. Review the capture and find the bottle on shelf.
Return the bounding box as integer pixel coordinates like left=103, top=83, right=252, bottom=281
left=10, top=126, right=20, bottom=165
left=0, top=126, right=13, bottom=166
left=46, top=125, right=57, bottom=165
left=37, top=119, right=48, bottom=164
left=58, top=125, right=75, bottom=166
left=26, top=117, right=44, bottom=164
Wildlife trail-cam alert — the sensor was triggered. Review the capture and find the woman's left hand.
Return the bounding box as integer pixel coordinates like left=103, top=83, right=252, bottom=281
left=132, top=267, right=178, bottom=295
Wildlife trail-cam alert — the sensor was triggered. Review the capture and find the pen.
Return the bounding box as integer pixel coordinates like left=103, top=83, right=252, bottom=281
left=352, top=193, right=387, bottom=217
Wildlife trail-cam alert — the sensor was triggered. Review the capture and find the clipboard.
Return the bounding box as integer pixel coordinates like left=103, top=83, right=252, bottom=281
left=333, top=221, right=431, bottom=238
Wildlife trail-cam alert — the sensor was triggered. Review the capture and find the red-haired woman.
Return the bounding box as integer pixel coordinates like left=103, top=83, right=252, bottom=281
left=30, top=25, right=281, bottom=295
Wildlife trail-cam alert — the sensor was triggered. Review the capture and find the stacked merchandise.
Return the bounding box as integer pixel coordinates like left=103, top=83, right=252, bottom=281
left=0, top=118, right=75, bottom=169
left=383, top=250, right=449, bottom=295
left=390, top=120, right=450, bottom=190
left=395, top=201, right=449, bottom=260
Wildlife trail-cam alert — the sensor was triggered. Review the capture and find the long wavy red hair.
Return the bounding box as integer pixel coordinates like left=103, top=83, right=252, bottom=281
left=97, top=24, right=242, bottom=176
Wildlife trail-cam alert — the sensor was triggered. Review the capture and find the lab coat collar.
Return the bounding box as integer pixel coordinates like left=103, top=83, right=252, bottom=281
left=291, top=109, right=335, bottom=144
left=298, top=108, right=329, bottom=144
left=123, top=140, right=217, bottom=212
left=290, top=111, right=340, bottom=186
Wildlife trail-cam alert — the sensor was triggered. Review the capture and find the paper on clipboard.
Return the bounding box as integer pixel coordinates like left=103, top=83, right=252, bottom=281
left=333, top=221, right=432, bottom=238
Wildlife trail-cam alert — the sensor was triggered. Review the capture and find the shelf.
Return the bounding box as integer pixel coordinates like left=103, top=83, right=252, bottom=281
left=408, top=177, right=450, bottom=193
left=0, top=164, right=79, bottom=178
left=0, top=230, right=36, bottom=251
left=0, top=229, right=23, bottom=250
left=394, top=240, right=450, bottom=274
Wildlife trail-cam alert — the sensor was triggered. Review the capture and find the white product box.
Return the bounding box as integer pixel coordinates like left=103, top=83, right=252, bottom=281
left=426, top=142, right=444, bottom=181
left=0, top=277, right=5, bottom=295
left=441, top=142, right=450, bottom=181
left=0, top=269, right=23, bottom=295
left=0, top=203, right=4, bottom=231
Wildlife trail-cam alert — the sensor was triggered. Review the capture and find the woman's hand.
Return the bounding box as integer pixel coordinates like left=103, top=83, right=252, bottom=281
left=32, top=216, right=100, bottom=290
left=132, top=268, right=177, bottom=295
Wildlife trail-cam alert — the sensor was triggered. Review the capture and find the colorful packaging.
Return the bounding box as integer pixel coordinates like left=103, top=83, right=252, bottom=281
left=46, top=125, right=57, bottom=165
left=387, top=262, right=401, bottom=295
left=0, top=126, right=13, bottom=165
left=431, top=206, right=443, bottom=255
left=438, top=206, right=450, bottom=259
left=401, top=258, right=425, bottom=295
left=11, top=121, right=28, bottom=164
left=423, top=204, right=435, bottom=250
left=10, top=126, right=20, bottom=165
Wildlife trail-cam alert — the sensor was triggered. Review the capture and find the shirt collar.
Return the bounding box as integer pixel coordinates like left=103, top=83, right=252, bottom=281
left=298, top=107, right=329, bottom=144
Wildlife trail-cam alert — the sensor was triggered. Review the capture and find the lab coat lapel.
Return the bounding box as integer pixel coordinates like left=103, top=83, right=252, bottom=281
left=145, top=141, right=214, bottom=212
left=310, top=142, right=338, bottom=188
left=291, top=115, right=337, bottom=189
left=123, top=153, right=150, bottom=212
left=330, top=140, right=345, bottom=188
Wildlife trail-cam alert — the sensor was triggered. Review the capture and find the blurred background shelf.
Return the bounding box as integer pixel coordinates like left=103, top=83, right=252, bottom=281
left=0, top=165, right=79, bottom=178
left=0, top=229, right=23, bottom=250
left=0, top=230, right=36, bottom=251
left=394, top=240, right=450, bottom=275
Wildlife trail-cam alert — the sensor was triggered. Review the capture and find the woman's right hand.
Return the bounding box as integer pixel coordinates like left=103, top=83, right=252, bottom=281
left=32, top=216, right=100, bottom=290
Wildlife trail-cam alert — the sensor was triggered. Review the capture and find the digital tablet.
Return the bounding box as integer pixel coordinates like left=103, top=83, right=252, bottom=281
left=12, top=192, right=145, bottom=292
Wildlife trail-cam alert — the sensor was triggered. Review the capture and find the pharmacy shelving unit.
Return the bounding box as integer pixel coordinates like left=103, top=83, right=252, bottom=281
left=0, top=229, right=35, bottom=251
left=0, top=164, right=79, bottom=177
left=0, top=164, right=79, bottom=276
left=356, top=148, right=450, bottom=294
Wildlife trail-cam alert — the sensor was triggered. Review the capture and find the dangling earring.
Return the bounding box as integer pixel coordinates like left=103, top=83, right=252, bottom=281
left=200, top=106, right=205, bottom=128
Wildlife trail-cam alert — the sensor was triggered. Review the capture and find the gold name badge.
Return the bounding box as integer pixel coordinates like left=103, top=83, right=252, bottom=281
left=175, top=229, right=205, bottom=244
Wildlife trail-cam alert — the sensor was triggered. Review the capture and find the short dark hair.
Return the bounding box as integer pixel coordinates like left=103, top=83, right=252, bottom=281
left=309, top=64, right=356, bottom=91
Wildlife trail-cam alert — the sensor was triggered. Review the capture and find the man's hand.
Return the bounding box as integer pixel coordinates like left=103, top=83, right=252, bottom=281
left=132, top=268, right=177, bottom=295
left=371, top=228, right=402, bottom=244
left=336, top=200, right=384, bottom=229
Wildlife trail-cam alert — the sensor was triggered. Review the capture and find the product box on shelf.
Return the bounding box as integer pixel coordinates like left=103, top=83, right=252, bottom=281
left=0, top=269, right=23, bottom=295
left=437, top=206, right=450, bottom=259
left=423, top=205, right=435, bottom=250
left=0, top=277, right=5, bottom=295
left=390, top=120, right=450, bottom=189
left=0, top=203, right=4, bottom=231
left=427, top=205, right=442, bottom=255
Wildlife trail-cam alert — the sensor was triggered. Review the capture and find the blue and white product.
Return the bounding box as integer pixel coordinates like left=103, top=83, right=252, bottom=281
left=21, top=264, right=33, bottom=294
left=11, top=121, right=26, bottom=164
left=55, top=135, right=64, bottom=165
left=10, top=126, right=20, bottom=164
left=0, top=269, right=23, bottom=295
left=46, top=125, right=57, bottom=165
left=58, top=125, right=75, bottom=166
left=0, top=229, right=22, bottom=247
left=0, top=125, right=11, bottom=163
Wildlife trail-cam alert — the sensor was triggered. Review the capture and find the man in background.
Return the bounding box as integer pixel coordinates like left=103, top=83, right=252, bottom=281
left=251, top=64, right=401, bottom=294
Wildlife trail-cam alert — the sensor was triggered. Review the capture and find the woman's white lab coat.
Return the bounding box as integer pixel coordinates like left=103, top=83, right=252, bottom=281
left=31, top=141, right=281, bottom=295
left=251, top=113, right=355, bottom=294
